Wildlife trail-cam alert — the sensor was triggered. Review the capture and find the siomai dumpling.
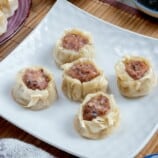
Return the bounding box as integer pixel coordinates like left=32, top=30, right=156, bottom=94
left=0, top=10, right=7, bottom=35
left=0, top=0, right=18, bottom=35
left=12, top=66, right=58, bottom=110
left=74, top=92, right=120, bottom=139
left=115, top=56, right=157, bottom=98
left=62, top=58, right=108, bottom=101
left=53, top=28, right=95, bottom=67
left=0, top=0, right=18, bottom=18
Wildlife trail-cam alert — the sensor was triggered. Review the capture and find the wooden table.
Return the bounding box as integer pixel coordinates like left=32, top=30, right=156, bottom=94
left=0, top=0, right=158, bottom=157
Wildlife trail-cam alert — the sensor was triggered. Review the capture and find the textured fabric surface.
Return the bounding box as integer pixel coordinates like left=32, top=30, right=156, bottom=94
left=0, top=139, right=53, bottom=158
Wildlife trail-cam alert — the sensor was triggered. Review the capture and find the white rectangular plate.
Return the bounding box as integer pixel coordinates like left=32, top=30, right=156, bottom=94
left=0, top=1, right=158, bottom=158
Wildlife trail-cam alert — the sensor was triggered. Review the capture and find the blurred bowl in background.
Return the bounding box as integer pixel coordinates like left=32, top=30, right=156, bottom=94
left=133, top=0, right=158, bottom=18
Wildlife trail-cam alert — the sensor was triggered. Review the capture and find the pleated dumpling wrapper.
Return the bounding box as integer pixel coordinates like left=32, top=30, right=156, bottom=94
left=115, top=56, right=157, bottom=98
left=74, top=92, right=120, bottom=139
left=62, top=58, right=108, bottom=101
left=12, top=66, right=58, bottom=110
left=0, top=10, right=7, bottom=35
left=53, top=28, right=95, bottom=67
left=0, top=0, right=18, bottom=18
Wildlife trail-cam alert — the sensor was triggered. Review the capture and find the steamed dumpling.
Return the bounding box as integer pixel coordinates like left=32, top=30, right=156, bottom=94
left=0, top=0, right=18, bottom=18
left=12, top=66, right=58, bottom=110
left=74, top=92, right=120, bottom=139
left=0, top=0, right=18, bottom=35
left=115, top=56, right=157, bottom=98
left=62, top=58, right=108, bottom=101
left=0, top=10, right=7, bottom=35
left=53, top=28, right=95, bottom=67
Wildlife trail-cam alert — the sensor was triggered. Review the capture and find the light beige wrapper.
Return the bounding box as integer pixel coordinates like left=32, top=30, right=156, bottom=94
left=115, top=56, right=157, bottom=98
left=62, top=58, right=108, bottom=101
left=12, top=66, right=58, bottom=110
left=74, top=92, right=120, bottom=139
left=0, top=0, right=19, bottom=18
left=0, top=11, right=7, bottom=35
left=53, top=28, right=95, bottom=68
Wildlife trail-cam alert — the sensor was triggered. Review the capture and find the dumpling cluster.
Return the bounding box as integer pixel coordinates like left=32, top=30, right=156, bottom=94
left=53, top=29, right=157, bottom=139
left=12, top=28, right=157, bottom=140
left=53, top=28, right=120, bottom=139
left=0, top=0, right=18, bottom=35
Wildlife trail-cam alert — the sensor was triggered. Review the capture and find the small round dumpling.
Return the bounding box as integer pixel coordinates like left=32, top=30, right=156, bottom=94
left=62, top=58, right=108, bottom=101
left=53, top=28, right=95, bottom=67
left=12, top=66, right=58, bottom=110
left=74, top=92, right=120, bottom=139
left=115, top=56, right=157, bottom=98
left=0, top=11, right=7, bottom=35
left=0, top=0, right=18, bottom=18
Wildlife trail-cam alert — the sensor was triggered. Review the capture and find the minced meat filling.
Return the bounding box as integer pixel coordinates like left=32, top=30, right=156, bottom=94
left=125, top=60, right=149, bottom=80
left=23, top=69, right=50, bottom=90
left=62, top=33, right=88, bottom=51
left=67, top=62, right=99, bottom=82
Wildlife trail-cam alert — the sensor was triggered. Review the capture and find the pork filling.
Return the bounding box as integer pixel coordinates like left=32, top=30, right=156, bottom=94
left=23, top=69, right=50, bottom=90
left=83, top=95, right=110, bottom=121
left=67, top=62, right=99, bottom=82
left=62, top=33, right=88, bottom=51
left=125, top=60, right=149, bottom=80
